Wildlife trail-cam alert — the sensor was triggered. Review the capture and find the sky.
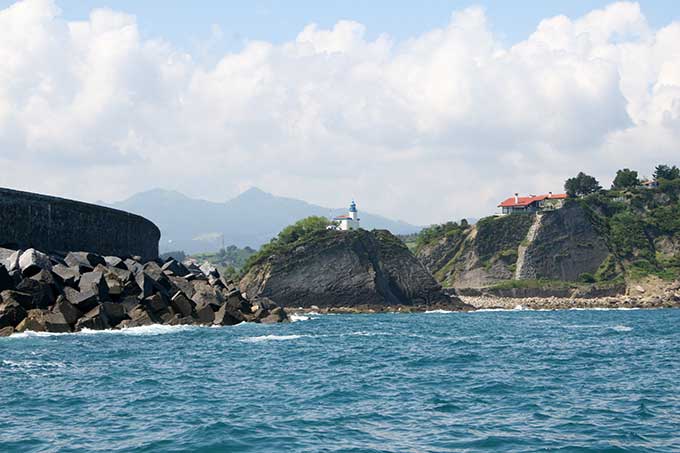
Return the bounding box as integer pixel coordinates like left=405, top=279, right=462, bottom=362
left=1, top=0, right=679, bottom=225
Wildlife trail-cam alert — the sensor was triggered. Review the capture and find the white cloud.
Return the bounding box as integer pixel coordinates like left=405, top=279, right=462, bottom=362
left=0, top=0, right=679, bottom=224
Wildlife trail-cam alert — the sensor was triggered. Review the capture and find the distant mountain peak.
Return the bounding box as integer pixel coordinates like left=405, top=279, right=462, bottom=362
left=236, top=187, right=273, bottom=200
left=124, top=188, right=190, bottom=202
left=110, top=187, right=422, bottom=253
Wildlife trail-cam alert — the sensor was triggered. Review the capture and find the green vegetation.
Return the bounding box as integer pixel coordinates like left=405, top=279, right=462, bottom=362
left=654, top=164, right=680, bottom=181
left=414, top=221, right=470, bottom=253
left=191, top=245, right=257, bottom=280
left=564, top=172, right=602, bottom=198
left=419, top=163, right=680, bottom=289
left=397, top=233, right=419, bottom=252
left=611, top=168, right=640, bottom=189
left=574, top=163, right=680, bottom=282
left=488, top=279, right=574, bottom=290
left=243, top=216, right=336, bottom=273
left=594, top=254, right=623, bottom=282
left=475, top=214, right=534, bottom=263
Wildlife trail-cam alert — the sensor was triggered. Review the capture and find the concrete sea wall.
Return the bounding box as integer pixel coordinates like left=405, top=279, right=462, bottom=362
left=0, top=188, right=160, bottom=260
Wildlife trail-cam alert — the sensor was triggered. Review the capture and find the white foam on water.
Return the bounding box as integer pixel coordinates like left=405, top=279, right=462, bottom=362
left=2, top=359, right=66, bottom=369
left=107, top=324, right=202, bottom=336
left=467, top=306, right=644, bottom=313
left=290, top=313, right=316, bottom=322
left=424, top=309, right=454, bottom=314
left=563, top=324, right=633, bottom=332
left=5, top=330, right=71, bottom=339
left=5, top=324, right=202, bottom=339
left=563, top=324, right=605, bottom=329
left=612, top=325, right=633, bottom=332
left=240, top=334, right=304, bottom=343
left=346, top=331, right=392, bottom=337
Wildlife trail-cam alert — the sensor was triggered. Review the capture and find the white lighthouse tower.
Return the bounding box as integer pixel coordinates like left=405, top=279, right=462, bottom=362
left=333, top=200, right=360, bottom=231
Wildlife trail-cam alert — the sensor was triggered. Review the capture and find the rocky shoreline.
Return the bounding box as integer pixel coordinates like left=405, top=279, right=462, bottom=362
left=287, top=291, right=680, bottom=314
left=287, top=299, right=474, bottom=315
left=0, top=247, right=288, bottom=337
left=459, top=294, right=680, bottom=310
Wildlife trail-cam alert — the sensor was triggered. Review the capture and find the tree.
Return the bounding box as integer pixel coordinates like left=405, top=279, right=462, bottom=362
left=242, top=216, right=336, bottom=272
left=612, top=168, right=640, bottom=189
left=654, top=164, right=680, bottom=181
left=276, top=216, right=334, bottom=245
left=564, top=172, right=602, bottom=198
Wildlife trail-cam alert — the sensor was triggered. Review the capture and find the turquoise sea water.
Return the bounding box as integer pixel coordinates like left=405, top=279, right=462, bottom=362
left=1, top=309, right=679, bottom=452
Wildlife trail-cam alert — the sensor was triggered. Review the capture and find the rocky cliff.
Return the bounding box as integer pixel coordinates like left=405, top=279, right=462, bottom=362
left=417, top=186, right=680, bottom=294
left=240, top=229, right=462, bottom=309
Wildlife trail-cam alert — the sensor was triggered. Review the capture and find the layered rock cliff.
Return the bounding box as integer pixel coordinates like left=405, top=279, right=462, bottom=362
left=240, top=229, right=462, bottom=309
left=417, top=186, right=680, bottom=294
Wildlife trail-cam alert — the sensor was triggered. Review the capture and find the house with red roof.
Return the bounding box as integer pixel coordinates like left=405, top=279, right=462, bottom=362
left=498, top=192, right=568, bottom=215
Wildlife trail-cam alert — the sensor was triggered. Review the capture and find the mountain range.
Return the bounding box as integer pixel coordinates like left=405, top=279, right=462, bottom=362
left=108, top=188, right=422, bottom=253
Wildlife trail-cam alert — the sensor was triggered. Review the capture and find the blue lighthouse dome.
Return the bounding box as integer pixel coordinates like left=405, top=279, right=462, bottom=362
left=349, top=200, right=357, bottom=212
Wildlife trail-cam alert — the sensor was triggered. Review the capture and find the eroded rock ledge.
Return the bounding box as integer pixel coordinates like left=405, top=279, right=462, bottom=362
left=0, top=247, right=288, bottom=337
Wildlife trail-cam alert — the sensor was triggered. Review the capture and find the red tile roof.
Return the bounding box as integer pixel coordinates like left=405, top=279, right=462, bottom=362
left=498, top=193, right=568, bottom=208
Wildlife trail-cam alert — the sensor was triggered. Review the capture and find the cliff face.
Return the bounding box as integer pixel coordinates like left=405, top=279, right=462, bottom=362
left=417, top=186, right=680, bottom=293
left=417, top=204, right=611, bottom=289
left=240, top=229, right=454, bottom=308
left=519, top=204, right=610, bottom=281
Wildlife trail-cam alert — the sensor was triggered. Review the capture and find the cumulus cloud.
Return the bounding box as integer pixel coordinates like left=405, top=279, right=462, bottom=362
left=0, top=0, right=679, bottom=224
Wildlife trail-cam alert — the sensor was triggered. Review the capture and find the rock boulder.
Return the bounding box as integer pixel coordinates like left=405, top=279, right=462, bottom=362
left=16, top=309, right=70, bottom=333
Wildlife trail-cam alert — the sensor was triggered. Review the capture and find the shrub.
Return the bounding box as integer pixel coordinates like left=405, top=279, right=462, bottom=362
left=475, top=215, right=534, bottom=262
left=579, top=273, right=596, bottom=283
left=243, top=216, right=335, bottom=272
left=415, top=221, right=467, bottom=251
left=609, top=211, right=652, bottom=259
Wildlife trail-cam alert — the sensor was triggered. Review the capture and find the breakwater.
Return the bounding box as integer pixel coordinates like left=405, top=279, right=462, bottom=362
left=0, top=188, right=160, bottom=260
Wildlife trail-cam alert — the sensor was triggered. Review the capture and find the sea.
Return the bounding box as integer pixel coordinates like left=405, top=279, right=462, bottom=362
left=1, top=308, right=678, bottom=453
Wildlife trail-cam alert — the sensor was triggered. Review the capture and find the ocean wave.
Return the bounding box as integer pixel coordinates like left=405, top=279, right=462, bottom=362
left=6, top=324, right=202, bottom=339
left=346, top=331, right=393, bottom=337
left=290, top=313, right=316, bottom=322
left=240, top=334, right=305, bottom=343
left=612, top=325, right=633, bottom=332
left=563, top=324, right=633, bottom=332
left=106, top=324, right=202, bottom=336
left=2, top=359, right=66, bottom=369
left=5, top=330, right=72, bottom=339
left=424, top=309, right=455, bottom=314
left=563, top=324, right=605, bottom=329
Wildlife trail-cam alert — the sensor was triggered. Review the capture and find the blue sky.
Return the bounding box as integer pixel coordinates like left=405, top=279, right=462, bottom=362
left=1, top=0, right=680, bottom=223
left=2, top=0, right=678, bottom=53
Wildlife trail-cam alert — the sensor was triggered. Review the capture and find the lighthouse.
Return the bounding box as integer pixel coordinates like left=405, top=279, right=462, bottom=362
left=332, top=200, right=361, bottom=231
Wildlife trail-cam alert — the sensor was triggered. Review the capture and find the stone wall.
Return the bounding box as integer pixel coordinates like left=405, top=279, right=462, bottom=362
left=0, top=188, right=160, bottom=260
